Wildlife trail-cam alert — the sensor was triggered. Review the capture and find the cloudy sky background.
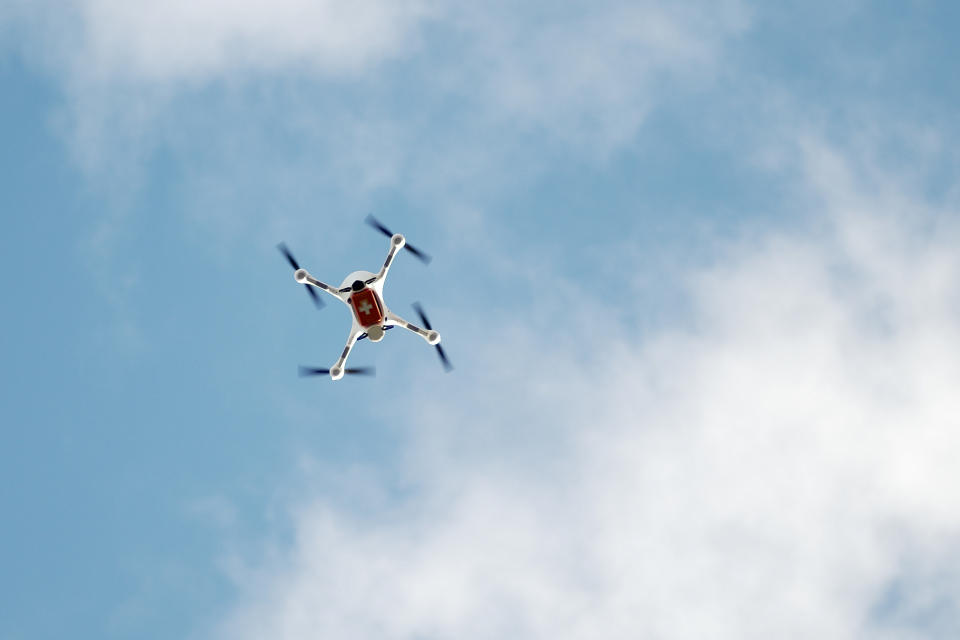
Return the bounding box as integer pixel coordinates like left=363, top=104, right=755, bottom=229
left=3, top=1, right=960, bottom=638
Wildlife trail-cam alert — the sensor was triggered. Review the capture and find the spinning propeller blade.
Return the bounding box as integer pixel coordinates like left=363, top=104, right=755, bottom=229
left=298, top=366, right=376, bottom=377
left=344, top=367, right=377, bottom=376
left=434, top=343, right=453, bottom=372
left=278, top=242, right=300, bottom=270
left=412, top=302, right=453, bottom=372
left=277, top=242, right=324, bottom=309
left=302, top=281, right=323, bottom=308
left=364, top=214, right=393, bottom=238
left=403, top=244, right=432, bottom=264
left=364, top=214, right=433, bottom=265
left=298, top=366, right=330, bottom=376
left=412, top=301, right=433, bottom=330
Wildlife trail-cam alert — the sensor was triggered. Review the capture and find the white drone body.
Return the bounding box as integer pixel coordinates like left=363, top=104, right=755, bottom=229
left=289, top=232, right=443, bottom=380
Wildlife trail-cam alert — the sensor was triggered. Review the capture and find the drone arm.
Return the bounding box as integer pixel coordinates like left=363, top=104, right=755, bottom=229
left=386, top=311, right=440, bottom=345
left=296, top=269, right=349, bottom=303
left=370, top=234, right=406, bottom=284
left=328, top=328, right=363, bottom=380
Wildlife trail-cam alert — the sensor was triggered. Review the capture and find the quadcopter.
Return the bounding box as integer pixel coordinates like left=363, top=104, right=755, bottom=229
left=279, top=215, right=452, bottom=380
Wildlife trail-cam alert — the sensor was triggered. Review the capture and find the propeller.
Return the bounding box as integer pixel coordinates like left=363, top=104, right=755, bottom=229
left=278, top=242, right=325, bottom=309
left=364, top=214, right=433, bottom=264
left=412, top=302, right=453, bottom=372
left=298, top=366, right=376, bottom=377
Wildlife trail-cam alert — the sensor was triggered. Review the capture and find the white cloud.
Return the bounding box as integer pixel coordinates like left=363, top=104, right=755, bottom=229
left=70, top=0, right=432, bottom=81
left=3, top=1, right=737, bottom=350
left=8, top=0, right=751, bottom=182
left=438, top=1, right=750, bottom=149
left=213, top=141, right=960, bottom=639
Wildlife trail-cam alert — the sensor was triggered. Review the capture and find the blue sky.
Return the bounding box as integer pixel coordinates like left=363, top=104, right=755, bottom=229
left=3, top=2, right=960, bottom=638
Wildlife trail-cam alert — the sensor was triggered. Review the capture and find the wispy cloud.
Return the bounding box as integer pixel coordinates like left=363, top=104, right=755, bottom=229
left=214, top=138, right=960, bottom=639
left=53, top=0, right=433, bottom=81
left=9, top=0, right=751, bottom=185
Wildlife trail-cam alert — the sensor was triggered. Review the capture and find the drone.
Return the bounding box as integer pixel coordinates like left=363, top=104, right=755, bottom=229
left=279, top=215, right=452, bottom=380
